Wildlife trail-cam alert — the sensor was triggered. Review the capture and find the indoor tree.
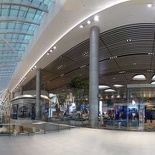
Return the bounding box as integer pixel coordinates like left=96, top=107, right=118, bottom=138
left=68, top=75, right=89, bottom=111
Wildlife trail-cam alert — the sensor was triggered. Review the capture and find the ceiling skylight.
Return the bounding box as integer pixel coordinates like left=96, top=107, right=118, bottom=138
left=132, top=74, right=146, bottom=80
left=99, top=85, right=110, bottom=89
left=104, top=89, right=116, bottom=92
left=0, top=0, right=56, bottom=97
left=152, top=75, right=155, bottom=81
left=113, top=84, right=124, bottom=88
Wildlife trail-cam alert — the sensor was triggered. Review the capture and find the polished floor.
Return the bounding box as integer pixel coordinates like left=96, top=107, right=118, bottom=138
left=0, top=128, right=154, bottom=155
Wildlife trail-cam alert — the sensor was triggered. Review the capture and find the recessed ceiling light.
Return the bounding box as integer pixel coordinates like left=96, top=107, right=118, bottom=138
left=53, top=46, right=56, bottom=49
left=148, top=52, right=154, bottom=55
left=147, top=4, right=152, bottom=7
left=47, top=52, right=50, bottom=55
left=94, top=15, right=99, bottom=21
left=147, top=69, right=154, bottom=72
left=151, top=81, right=155, bottom=84
left=105, top=89, right=116, bottom=92
left=119, top=71, right=125, bottom=74
left=87, top=20, right=91, bottom=24
left=152, top=75, right=155, bottom=81
left=99, top=85, right=110, bottom=89
left=83, top=51, right=89, bottom=56
left=110, top=56, right=117, bottom=59
left=60, top=74, right=64, bottom=77
left=113, top=84, right=124, bottom=88
left=50, top=49, right=53, bottom=53
left=79, top=25, right=84, bottom=28
left=126, top=39, right=132, bottom=42
left=80, top=65, right=86, bottom=68
left=57, top=65, right=64, bottom=69
left=132, top=74, right=146, bottom=80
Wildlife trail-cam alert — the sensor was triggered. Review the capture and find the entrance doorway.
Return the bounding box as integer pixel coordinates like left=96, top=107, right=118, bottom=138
left=127, top=84, right=155, bottom=131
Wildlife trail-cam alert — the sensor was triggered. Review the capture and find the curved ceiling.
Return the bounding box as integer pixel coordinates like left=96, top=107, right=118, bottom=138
left=4, top=0, right=155, bottom=98
left=0, top=0, right=56, bottom=98
left=23, top=23, right=155, bottom=94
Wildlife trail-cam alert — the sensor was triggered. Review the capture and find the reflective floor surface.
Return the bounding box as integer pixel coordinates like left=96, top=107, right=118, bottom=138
left=0, top=128, right=154, bottom=155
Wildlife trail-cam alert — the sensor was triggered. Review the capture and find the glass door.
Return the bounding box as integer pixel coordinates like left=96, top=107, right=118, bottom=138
left=127, top=84, right=145, bottom=131
left=127, top=84, right=155, bottom=131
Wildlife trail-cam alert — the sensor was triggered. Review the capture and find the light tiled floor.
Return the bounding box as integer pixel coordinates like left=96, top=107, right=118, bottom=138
left=0, top=128, right=154, bottom=155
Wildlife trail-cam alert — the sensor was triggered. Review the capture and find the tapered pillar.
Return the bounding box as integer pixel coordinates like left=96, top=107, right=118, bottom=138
left=36, top=68, right=41, bottom=119
left=89, top=26, right=100, bottom=127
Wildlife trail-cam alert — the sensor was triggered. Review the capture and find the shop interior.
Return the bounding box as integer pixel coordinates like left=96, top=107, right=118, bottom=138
left=8, top=85, right=155, bottom=132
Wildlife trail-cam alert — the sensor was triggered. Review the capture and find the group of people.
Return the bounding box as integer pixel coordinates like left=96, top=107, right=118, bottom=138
left=63, top=109, right=89, bottom=120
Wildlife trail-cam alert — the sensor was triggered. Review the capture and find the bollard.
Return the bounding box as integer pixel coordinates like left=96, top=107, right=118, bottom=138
left=9, top=124, right=10, bottom=137
left=44, top=123, right=46, bottom=134
left=58, top=122, right=59, bottom=132
left=69, top=120, right=70, bottom=130
left=118, top=122, right=121, bottom=129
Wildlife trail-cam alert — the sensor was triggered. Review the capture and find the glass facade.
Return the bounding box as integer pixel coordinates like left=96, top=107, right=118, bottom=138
left=99, top=84, right=155, bottom=131
left=10, top=95, right=50, bottom=121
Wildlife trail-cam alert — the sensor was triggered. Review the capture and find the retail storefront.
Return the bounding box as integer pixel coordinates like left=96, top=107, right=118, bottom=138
left=10, top=95, right=50, bottom=121
left=100, top=84, right=155, bottom=131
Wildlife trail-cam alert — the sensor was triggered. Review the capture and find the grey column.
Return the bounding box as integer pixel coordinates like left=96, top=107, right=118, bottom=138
left=11, top=92, right=15, bottom=100
left=36, top=68, right=41, bottom=119
left=19, top=85, right=23, bottom=95
left=89, top=26, right=100, bottom=127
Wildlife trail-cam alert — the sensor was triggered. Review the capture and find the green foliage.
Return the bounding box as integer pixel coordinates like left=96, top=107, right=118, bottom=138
left=68, top=75, right=89, bottom=92
left=56, top=94, right=66, bottom=104
left=68, top=75, right=89, bottom=111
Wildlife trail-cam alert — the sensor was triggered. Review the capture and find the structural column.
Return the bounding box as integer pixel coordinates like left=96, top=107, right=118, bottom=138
left=19, top=85, right=23, bottom=95
left=36, top=68, right=41, bottom=119
left=11, top=92, right=15, bottom=100
left=89, top=26, right=100, bottom=127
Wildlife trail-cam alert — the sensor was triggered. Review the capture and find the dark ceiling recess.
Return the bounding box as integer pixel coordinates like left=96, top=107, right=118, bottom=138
left=23, top=23, right=155, bottom=94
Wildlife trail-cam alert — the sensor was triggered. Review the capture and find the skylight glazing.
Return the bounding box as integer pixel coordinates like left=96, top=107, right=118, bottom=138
left=0, top=0, right=56, bottom=94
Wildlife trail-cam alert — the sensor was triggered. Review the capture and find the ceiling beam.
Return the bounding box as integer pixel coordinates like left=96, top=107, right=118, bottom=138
left=0, top=39, right=29, bottom=44
left=0, top=16, right=40, bottom=25
left=0, top=29, right=34, bottom=36
left=0, top=0, right=49, bottom=13
left=0, top=47, right=25, bottom=51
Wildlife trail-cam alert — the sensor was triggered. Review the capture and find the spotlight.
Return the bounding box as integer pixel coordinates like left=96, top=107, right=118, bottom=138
left=87, top=20, right=91, bottom=24
left=79, top=25, right=84, bottom=28
left=94, top=15, right=99, bottom=21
